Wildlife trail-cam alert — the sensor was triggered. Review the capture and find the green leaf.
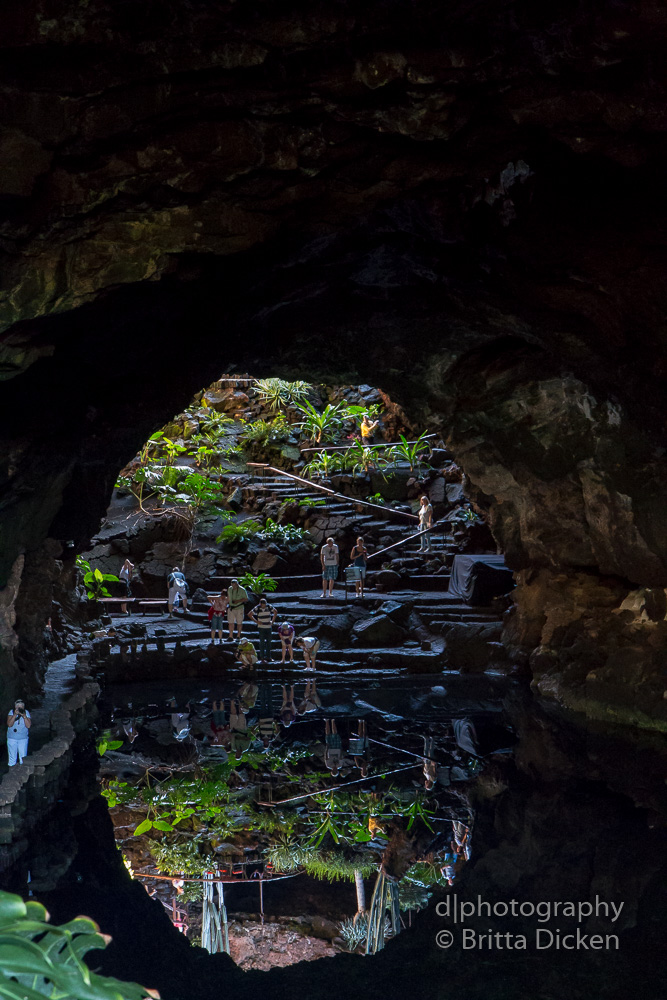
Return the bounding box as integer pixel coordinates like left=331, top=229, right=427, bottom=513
left=151, top=820, right=174, bottom=832
left=93, top=569, right=103, bottom=582
left=0, top=894, right=27, bottom=927
left=133, top=819, right=154, bottom=837
left=97, top=741, right=107, bottom=757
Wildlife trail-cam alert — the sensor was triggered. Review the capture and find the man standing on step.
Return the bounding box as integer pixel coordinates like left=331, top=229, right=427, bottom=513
left=227, top=578, right=249, bottom=641
left=248, top=597, right=278, bottom=662
left=320, top=536, right=339, bottom=598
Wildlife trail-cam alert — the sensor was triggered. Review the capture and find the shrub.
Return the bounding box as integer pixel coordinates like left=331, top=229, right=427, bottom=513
left=239, top=571, right=278, bottom=594
left=254, top=378, right=311, bottom=414
left=216, top=521, right=262, bottom=546
left=260, top=519, right=308, bottom=543
left=295, top=401, right=347, bottom=444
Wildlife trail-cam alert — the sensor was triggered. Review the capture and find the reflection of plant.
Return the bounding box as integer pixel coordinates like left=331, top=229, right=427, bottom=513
left=239, top=571, right=278, bottom=594
left=76, top=557, right=119, bottom=601
left=295, top=401, right=346, bottom=444
left=0, top=890, right=154, bottom=1000
left=398, top=880, right=432, bottom=912
left=397, top=793, right=436, bottom=832
left=101, top=780, right=135, bottom=808
left=339, top=915, right=369, bottom=951
left=404, top=861, right=449, bottom=887
left=254, top=378, right=311, bottom=414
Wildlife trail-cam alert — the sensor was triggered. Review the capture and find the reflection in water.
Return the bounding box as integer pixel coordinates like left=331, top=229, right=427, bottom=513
left=98, top=676, right=514, bottom=966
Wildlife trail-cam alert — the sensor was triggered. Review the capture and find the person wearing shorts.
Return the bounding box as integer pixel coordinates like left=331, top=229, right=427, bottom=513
left=167, top=566, right=188, bottom=615
left=248, top=597, right=277, bottom=662
left=350, top=536, right=368, bottom=598
left=227, top=578, right=248, bottom=640
left=278, top=622, right=295, bottom=663
left=209, top=589, right=228, bottom=643
left=295, top=635, right=320, bottom=669
left=320, top=537, right=339, bottom=598
left=324, top=719, right=343, bottom=776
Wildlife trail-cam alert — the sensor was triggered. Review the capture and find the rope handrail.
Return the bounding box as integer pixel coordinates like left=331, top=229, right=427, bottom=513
left=246, top=463, right=418, bottom=521
left=366, top=520, right=448, bottom=561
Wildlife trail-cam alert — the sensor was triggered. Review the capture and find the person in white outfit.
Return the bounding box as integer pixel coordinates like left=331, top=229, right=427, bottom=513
left=6, top=699, right=31, bottom=766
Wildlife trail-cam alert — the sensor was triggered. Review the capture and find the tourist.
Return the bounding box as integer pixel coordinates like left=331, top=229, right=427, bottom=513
left=227, top=578, right=249, bottom=640
left=168, top=698, right=191, bottom=741
left=6, top=699, right=31, bottom=766
left=278, top=621, right=295, bottom=663
left=280, top=685, right=297, bottom=727
left=119, top=557, right=134, bottom=614
left=167, top=566, right=188, bottom=616
left=229, top=697, right=248, bottom=734
left=297, top=677, right=321, bottom=715
left=209, top=588, right=228, bottom=644
left=257, top=684, right=278, bottom=746
left=320, top=537, right=339, bottom=598
left=417, top=495, right=433, bottom=553
left=210, top=700, right=230, bottom=746
left=361, top=413, right=379, bottom=444
left=237, top=637, right=257, bottom=670
left=295, top=635, right=320, bottom=669
left=349, top=536, right=369, bottom=598
left=324, top=719, right=343, bottom=776
left=452, top=820, right=471, bottom=861
left=348, top=719, right=370, bottom=776
left=248, top=597, right=278, bottom=662
left=236, top=680, right=258, bottom=712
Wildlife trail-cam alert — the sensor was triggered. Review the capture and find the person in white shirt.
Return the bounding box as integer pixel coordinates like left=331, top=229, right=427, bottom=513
left=320, top=537, right=339, bottom=598
left=295, top=635, right=320, bottom=669
left=167, top=567, right=188, bottom=615
left=6, top=699, right=31, bottom=766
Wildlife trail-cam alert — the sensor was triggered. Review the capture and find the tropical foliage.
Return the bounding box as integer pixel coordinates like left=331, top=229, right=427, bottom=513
left=0, top=890, right=155, bottom=1000
left=75, top=558, right=119, bottom=601
left=239, top=571, right=278, bottom=594
left=253, top=378, right=311, bottom=414
left=295, top=401, right=347, bottom=444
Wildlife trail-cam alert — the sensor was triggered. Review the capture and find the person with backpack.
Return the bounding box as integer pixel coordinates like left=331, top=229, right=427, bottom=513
left=227, top=578, right=249, bottom=641
left=167, top=566, right=188, bottom=616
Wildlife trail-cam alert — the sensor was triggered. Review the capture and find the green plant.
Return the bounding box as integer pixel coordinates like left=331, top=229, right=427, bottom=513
left=302, top=450, right=347, bottom=479
left=295, top=401, right=347, bottom=444
left=241, top=416, right=291, bottom=447
left=0, top=889, right=155, bottom=1000
left=100, top=780, right=135, bottom=808
left=366, top=493, right=386, bottom=505
left=216, top=521, right=262, bottom=547
left=96, top=732, right=124, bottom=756
left=387, top=431, right=432, bottom=473
left=239, top=571, right=278, bottom=594
left=76, top=558, right=120, bottom=601
left=159, top=436, right=188, bottom=466
left=254, top=378, right=311, bottom=414
left=259, top=519, right=308, bottom=543
left=451, top=506, right=483, bottom=525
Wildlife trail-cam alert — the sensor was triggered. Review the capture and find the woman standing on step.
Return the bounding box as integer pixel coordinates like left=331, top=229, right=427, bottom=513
left=350, top=536, right=369, bottom=598
left=6, top=699, right=31, bottom=766
left=418, top=495, right=433, bottom=553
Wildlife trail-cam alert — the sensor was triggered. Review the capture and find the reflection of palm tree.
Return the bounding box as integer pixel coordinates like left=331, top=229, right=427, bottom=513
left=354, top=869, right=366, bottom=918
